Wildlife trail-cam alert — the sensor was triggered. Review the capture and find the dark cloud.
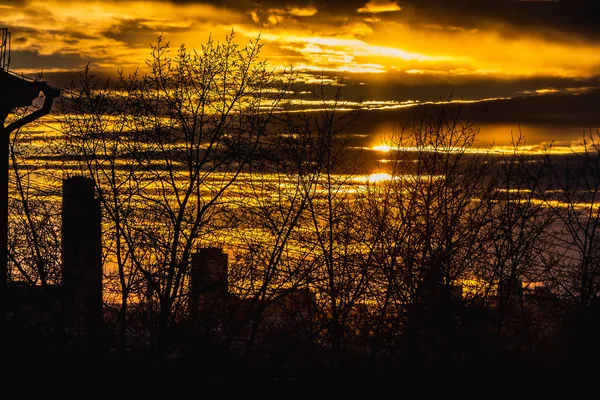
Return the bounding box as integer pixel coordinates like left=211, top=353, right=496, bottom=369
left=6, top=1, right=598, bottom=43
left=39, top=65, right=600, bottom=151
left=42, top=69, right=118, bottom=89
left=395, top=0, right=600, bottom=42
left=468, top=89, right=600, bottom=126
left=342, top=88, right=600, bottom=139
left=8, top=25, right=96, bottom=41
left=292, top=70, right=600, bottom=103
left=167, top=0, right=600, bottom=41
left=102, top=19, right=188, bottom=46
left=43, top=63, right=598, bottom=127
left=0, top=0, right=30, bottom=5
left=9, top=50, right=90, bottom=71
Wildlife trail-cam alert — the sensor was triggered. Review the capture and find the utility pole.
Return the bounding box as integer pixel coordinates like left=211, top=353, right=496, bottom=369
left=0, top=27, right=60, bottom=333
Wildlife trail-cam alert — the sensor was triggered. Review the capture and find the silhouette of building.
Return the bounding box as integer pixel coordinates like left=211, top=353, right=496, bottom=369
left=191, top=247, right=228, bottom=293
left=265, top=287, right=316, bottom=324
left=189, top=247, right=229, bottom=324
left=6, top=176, right=103, bottom=377
left=61, top=176, right=103, bottom=350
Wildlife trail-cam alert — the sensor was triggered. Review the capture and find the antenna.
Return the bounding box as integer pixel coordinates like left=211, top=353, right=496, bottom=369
left=1, top=27, right=10, bottom=72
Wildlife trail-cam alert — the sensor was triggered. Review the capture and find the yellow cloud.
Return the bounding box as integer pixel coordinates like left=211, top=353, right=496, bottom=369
left=2, top=0, right=599, bottom=83
left=1, top=0, right=247, bottom=71
left=249, top=32, right=457, bottom=74
left=369, top=21, right=600, bottom=78
left=288, top=7, right=318, bottom=17
left=268, top=6, right=318, bottom=17
left=357, top=1, right=402, bottom=14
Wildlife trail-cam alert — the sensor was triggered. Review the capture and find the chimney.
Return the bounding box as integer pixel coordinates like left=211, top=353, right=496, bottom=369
left=61, top=176, right=103, bottom=344
left=189, top=247, right=228, bottom=322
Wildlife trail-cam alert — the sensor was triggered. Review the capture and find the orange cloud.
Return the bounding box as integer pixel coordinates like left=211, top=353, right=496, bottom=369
left=2, top=0, right=599, bottom=85
left=357, top=1, right=402, bottom=14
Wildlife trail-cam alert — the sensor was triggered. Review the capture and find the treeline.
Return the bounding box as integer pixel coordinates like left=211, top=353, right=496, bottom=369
left=7, top=33, right=600, bottom=384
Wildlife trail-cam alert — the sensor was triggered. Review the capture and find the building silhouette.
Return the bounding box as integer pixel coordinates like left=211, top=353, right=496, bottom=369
left=62, top=176, right=103, bottom=350
left=189, top=247, right=228, bottom=327
left=6, top=176, right=103, bottom=379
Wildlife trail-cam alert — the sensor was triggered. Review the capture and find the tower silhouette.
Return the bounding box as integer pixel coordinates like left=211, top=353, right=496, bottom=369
left=189, top=247, right=228, bottom=323
left=61, top=176, right=103, bottom=350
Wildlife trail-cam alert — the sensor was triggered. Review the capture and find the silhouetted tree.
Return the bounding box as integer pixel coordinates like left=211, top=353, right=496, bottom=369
left=360, top=102, right=496, bottom=376
left=60, top=31, right=291, bottom=370
left=11, top=28, right=599, bottom=383
left=291, top=83, right=368, bottom=372
left=8, top=118, right=62, bottom=287
left=541, top=128, right=600, bottom=372
left=477, top=132, right=555, bottom=367
left=59, top=66, right=146, bottom=358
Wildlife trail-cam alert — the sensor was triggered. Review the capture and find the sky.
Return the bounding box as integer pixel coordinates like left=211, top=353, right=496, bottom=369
left=1, top=0, right=599, bottom=148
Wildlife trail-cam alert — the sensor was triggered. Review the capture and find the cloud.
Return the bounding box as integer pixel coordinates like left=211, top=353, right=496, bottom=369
left=288, top=6, right=318, bottom=16
left=9, top=49, right=90, bottom=73
left=337, top=88, right=600, bottom=149
left=1, top=0, right=252, bottom=72
left=161, top=0, right=599, bottom=42
left=102, top=19, right=189, bottom=46
left=397, top=0, right=600, bottom=42
left=357, top=1, right=402, bottom=14
left=2, top=0, right=599, bottom=110
left=249, top=6, right=318, bottom=26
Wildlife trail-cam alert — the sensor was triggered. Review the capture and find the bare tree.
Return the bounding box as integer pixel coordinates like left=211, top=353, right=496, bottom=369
left=220, top=80, right=365, bottom=376
left=542, top=128, right=600, bottom=308
left=358, top=102, right=497, bottom=372
left=478, top=132, right=555, bottom=360
left=287, top=83, right=369, bottom=370
left=540, top=128, right=600, bottom=369
left=59, top=66, right=146, bottom=357
left=60, top=31, right=292, bottom=369
left=8, top=113, right=61, bottom=287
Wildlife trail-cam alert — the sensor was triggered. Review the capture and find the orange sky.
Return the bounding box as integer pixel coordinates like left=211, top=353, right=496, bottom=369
left=2, top=0, right=599, bottom=78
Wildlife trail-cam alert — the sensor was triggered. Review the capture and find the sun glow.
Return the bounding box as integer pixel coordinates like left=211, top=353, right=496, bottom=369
left=372, top=145, right=392, bottom=152
left=369, top=141, right=590, bottom=156
left=367, top=172, right=393, bottom=182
